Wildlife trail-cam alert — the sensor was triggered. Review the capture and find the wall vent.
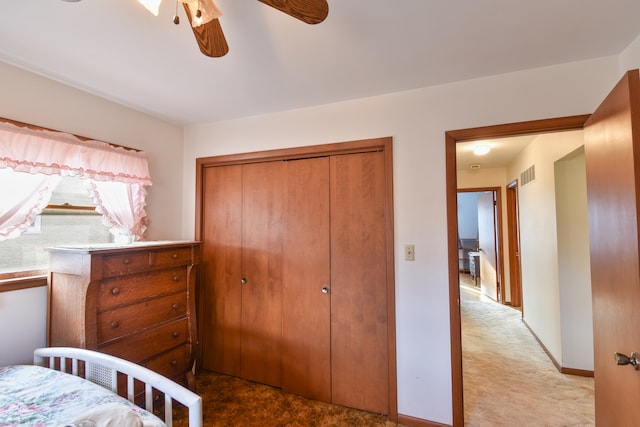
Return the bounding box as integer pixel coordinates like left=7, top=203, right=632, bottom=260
left=520, top=165, right=535, bottom=186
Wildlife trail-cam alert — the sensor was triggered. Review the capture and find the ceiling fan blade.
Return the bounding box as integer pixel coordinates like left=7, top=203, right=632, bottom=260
left=183, top=3, right=229, bottom=57
left=258, top=0, right=328, bottom=25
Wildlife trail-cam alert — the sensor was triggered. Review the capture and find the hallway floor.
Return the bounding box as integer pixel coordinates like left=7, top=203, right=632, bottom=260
left=461, top=276, right=594, bottom=426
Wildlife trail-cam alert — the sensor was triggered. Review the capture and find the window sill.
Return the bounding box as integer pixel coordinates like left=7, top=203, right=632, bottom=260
left=0, top=270, right=48, bottom=292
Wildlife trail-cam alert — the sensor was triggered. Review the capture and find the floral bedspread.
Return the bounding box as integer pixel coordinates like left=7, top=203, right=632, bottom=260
left=0, top=364, right=165, bottom=426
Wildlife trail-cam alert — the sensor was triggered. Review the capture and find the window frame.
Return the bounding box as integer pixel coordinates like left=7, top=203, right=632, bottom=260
left=0, top=117, right=142, bottom=288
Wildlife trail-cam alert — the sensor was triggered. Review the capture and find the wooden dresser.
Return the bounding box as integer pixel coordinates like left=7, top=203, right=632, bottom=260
left=47, top=241, right=200, bottom=388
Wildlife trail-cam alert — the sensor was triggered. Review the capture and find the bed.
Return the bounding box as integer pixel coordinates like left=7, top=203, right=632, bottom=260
left=0, top=347, right=202, bottom=427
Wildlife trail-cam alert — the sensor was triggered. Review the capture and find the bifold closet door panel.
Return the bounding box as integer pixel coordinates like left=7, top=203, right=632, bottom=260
left=200, top=165, right=243, bottom=376
left=330, top=151, right=389, bottom=414
left=240, top=161, right=285, bottom=387
left=282, top=157, right=331, bottom=402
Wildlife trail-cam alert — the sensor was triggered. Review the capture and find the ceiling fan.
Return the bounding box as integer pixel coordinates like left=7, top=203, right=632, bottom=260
left=136, top=0, right=329, bottom=57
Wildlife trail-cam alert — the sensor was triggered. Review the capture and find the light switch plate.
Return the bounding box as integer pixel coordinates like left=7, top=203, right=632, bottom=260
left=405, top=244, right=415, bottom=261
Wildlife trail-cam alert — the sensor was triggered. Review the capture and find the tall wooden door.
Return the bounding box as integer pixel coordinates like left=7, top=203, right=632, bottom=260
left=240, top=161, right=285, bottom=386
left=330, top=151, right=389, bottom=414
left=200, top=161, right=285, bottom=388
left=200, top=164, right=243, bottom=376
left=197, top=138, right=396, bottom=420
left=281, top=157, right=331, bottom=402
left=477, top=191, right=499, bottom=301
left=506, top=182, right=522, bottom=307
left=584, top=69, right=640, bottom=425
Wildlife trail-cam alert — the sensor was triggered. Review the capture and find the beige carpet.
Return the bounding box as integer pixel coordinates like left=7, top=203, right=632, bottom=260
left=461, top=279, right=594, bottom=426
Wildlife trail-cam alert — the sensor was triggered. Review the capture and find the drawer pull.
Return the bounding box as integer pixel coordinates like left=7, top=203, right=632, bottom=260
left=172, top=303, right=179, bottom=310
left=122, top=258, right=131, bottom=265
left=172, top=253, right=178, bottom=260
left=110, top=321, right=120, bottom=329
left=172, top=275, right=180, bottom=282
left=170, top=359, right=178, bottom=366
left=172, top=331, right=180, bottom=338
left=111, top=288, right=121, bottom=296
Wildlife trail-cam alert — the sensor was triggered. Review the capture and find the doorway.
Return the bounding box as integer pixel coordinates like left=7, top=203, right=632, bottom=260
left=506, top=180, right=522, bottom=308
left=446, top=115, right=591, bottom=426
left=457, top=188, right=503, bottom=303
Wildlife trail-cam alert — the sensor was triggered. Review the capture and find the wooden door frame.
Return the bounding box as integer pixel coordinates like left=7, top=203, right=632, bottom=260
left=195, top=137, right=398, bottom=421
left=506, top=180, right=522, bottom=308
left=457, top=187, right=504, bottom=302
left=446, top=115, right=590, bottom=426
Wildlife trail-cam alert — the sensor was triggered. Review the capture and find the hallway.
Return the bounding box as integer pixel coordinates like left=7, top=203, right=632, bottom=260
left=460, top=277, right=594, bottom=426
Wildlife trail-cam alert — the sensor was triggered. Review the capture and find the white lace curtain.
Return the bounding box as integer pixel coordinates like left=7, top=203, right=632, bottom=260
left=0, top=121, right=152, bottom=242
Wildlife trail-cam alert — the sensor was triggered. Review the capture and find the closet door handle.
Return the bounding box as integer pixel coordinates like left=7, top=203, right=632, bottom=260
left=321, top=286, right=330, bottom=294
left=241, top=277, right=247, bottom=284
left=615, top=352, right=640, bottom=370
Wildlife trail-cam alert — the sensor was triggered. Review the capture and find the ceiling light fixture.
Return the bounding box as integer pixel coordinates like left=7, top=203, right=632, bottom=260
left=137, top=0, right=162, bottom=15
left=473, top=144, right=491, bottom=156
left=137, top=0, right=222, bottom=26
left=183, top=0, right=223, bottom=27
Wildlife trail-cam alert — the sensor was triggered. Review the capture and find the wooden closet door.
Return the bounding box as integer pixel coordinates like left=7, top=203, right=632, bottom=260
left=200, top=164, right=243, bottom=376
left=240, top=161, right=285, bottom=387
left=330, top=151, right=389, bottom=414
left=282, top=157, right=331, bottom=402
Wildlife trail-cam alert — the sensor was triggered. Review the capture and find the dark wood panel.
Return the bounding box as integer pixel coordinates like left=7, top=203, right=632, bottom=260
left=506, top=182, right=522, bottom=307
left=282, top=157, right=331, bottom=402
left=330, top=151, right=389, bottom=414
left=240, top=161, right=285, bottom=387
left=200, top=165, right=243, bottom=375
left=196, top=137, right=397, bottom=420
left=584, top=69, right=640, bottom=425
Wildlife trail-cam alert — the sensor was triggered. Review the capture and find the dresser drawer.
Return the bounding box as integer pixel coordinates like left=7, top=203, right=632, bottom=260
left=144, top=345, right=189, bottom=380
left=98, top=293, right=188, bottom=343
left=97, top=267, right=187, bottom=312
left=149, top=247, right=193, bottom=268
left=102, top=252, right=150, bottom=277
left=99, top=318, right=189, bottom=363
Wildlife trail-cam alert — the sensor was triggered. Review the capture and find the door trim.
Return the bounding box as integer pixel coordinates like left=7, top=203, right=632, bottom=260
left=195, top=137, right=398, bottom=421
left=506, top=179, right=522, bottom=308
left=446, top=115, right=590, bottom=426
left=457, top=187, right=504, bottom=302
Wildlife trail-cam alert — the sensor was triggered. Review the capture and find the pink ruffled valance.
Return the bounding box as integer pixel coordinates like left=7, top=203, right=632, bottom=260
left=0, top=121, right=152, bottom=242
left=0, top=121, right=151, bottom=185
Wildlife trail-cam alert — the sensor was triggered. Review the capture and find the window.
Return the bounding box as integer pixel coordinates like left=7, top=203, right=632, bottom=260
left=0, top=118, right=152, bottom=282
left=0, top=176, right=112, bottom=275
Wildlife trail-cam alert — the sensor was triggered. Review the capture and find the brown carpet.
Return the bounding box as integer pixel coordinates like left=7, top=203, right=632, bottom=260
left=460, top=277, right=594, bottom=426
left=171, top=371, right=397, bottom=427
left=168, top=276, right=593, bottom=426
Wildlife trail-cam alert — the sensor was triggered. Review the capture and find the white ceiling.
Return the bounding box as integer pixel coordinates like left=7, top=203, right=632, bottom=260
left=1, top=1, right=639, bottom=126
left=456, top=135, right=537, bottom=171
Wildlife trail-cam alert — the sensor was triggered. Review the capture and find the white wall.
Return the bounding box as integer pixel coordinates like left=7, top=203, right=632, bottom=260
left=555, top=147, right=593, bottom=371
left=0, top=62, right=186, bottom=242
left=183, top=58, right=621, bottom=424
left=506, top=131, right=585, bottom=365
left=0, top=61, right=186, bottom=365
left=0, top=287, right=47, bottom=365
left=620, top=33, right=640, bottom=73
left=457, top=192, right=480, bottom=240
